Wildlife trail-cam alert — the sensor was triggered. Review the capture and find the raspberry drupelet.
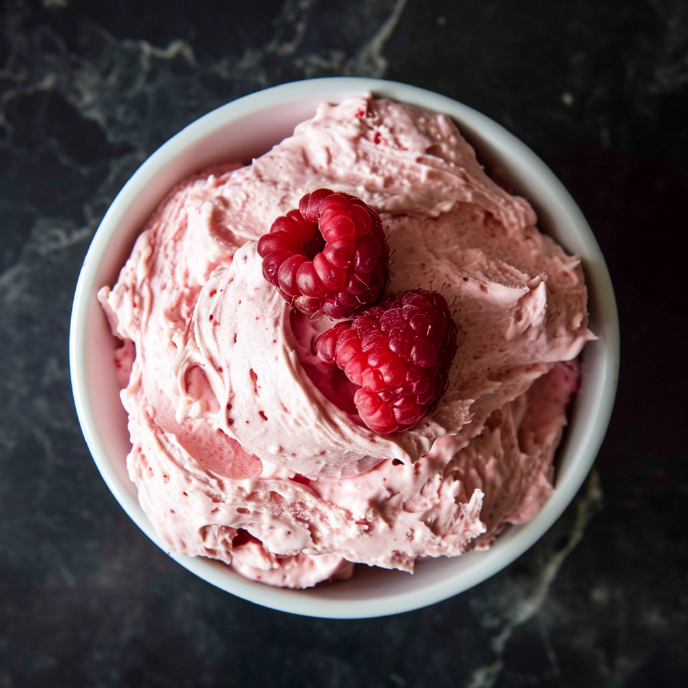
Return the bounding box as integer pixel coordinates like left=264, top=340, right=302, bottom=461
left=257, top=189, right=389, bottom=319
left=315, top=290, right=459, bottom=434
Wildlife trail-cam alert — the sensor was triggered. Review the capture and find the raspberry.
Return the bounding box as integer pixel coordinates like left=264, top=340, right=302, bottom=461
left=315, top=290, right=458, bottom=434
left=257, top=189, right=389, bottom=319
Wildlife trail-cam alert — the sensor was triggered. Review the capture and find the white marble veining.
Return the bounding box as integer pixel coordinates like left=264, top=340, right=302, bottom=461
left=2, top=1, right=685, bottom=686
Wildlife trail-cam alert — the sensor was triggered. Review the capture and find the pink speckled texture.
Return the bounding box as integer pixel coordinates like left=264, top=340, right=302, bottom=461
left=98, top=95, right=592, bottom=588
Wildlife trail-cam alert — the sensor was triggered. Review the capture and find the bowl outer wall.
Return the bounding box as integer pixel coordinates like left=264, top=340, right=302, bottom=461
left=69, top=77, right=620, bottom=619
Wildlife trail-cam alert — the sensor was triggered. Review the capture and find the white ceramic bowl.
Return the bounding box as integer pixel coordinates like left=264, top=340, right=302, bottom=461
left=70, top=78, right=619, bottom=619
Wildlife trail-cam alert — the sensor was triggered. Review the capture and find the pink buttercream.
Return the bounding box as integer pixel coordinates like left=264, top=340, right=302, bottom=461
left=99, top=95, right=592, bottom=587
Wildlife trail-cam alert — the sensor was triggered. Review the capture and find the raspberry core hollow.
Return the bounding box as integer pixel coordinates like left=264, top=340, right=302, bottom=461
left=258, top=189, right=389, bottom=319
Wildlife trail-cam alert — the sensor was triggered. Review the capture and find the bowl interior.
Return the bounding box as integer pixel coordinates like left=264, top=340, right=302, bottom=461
left=70, top=78, right=619, bottom=619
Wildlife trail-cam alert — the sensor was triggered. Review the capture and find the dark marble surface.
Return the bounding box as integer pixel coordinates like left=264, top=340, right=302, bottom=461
left=1, top=0, right=687, bottom=686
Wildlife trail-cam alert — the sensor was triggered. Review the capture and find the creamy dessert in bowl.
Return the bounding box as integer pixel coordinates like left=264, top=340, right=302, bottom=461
left=70, top=78, right=619, bottom=619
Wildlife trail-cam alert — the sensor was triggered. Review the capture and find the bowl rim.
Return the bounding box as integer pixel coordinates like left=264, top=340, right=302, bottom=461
left=70, top=77, right=620, bottom=619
